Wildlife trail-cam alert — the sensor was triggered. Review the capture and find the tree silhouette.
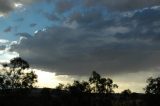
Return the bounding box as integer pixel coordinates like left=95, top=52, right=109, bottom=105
left=0, top=57, right=37, bottom=91
left=89, top=71, right=118, bottom=93
left=63, top=80, right=91, bottom=93
left=55, top=71, right=117, bottom=94
left=56, top=83, right=65, bottom=90
left=121, top=89, right=132, bottom=95
left=145, top=76, right=160, bottom=94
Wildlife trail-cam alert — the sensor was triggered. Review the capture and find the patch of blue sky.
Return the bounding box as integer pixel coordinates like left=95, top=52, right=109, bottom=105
left=0, top=15, right=18, bottom=41
left=0, top=1, right=55, bottom=41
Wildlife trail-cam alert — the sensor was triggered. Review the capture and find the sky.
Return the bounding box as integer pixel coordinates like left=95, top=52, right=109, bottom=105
left=0, top=0, right=160, bottom=93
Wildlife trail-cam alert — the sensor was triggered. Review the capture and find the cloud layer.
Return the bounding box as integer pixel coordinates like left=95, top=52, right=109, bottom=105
left=1, top=0, right=160, bottom=16
left=0, top=0, right=14, bottom=14
left=0, top=0, right=42, bottom=15
left=84, top=0, right=160, bottom=11
left=10, top=7, right=160, bottom=75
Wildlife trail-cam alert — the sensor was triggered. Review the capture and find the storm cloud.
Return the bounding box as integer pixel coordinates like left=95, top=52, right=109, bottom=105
left=10, top=7, right=160, bottom=75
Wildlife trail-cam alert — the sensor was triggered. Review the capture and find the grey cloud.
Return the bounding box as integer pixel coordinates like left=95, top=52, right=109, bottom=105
left=55, top=0, right=74, bottom=13
left=30, top=23, right=37, bottom=27
left=69, top=11, right=104, bottom=28
left=0, top=0, right=14, bottom=14
left=43, top=12, right=59, bottom=21
left=84, top=0, right=160, bottom=11
left=4, top=26, right=12, bottom=32
left=10, top=8, right=160, bottom=75
left=113, top=8, right=160, bottom=42
left=14, top=0, right=43, bottom=4
left=0, top=0, right=51, bottom=15
left=1, top=0, right=160, bottom=15
left=16, top=33, right=32, bottom=38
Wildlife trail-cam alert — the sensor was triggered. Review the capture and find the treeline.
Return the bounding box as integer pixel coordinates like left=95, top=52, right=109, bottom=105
left=1, top=57, right=160, bottom=95
left=0, top=57, right=160, bottom=106
left=55, top=71, right=118, bottom=94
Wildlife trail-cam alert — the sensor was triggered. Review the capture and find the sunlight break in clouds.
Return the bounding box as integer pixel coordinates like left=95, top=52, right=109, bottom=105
left=14, top=3, right=23, bottom=8
left=34, top=69, right=76, bottom=88
left=35, top=69, right=59, bottom=88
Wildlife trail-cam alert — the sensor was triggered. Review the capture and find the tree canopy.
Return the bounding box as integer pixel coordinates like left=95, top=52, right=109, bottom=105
left=89, top=71, right=118, bottom=93
left=145, top=76, right=160, bottom=94
left=121, top=89, right=132, bottom=95
left=0, top=57, right=37, bottom=90
left=56, top=71, right=118, bottom=94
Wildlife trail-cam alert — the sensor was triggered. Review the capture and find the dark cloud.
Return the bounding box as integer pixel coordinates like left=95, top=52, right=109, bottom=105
left=69, top=11, right=104, bottom=29
left=10, top=7, right=160, bottom=75
left=10, top=27, right=160, bottom=75
left=0, top=0, right=14, bottom=14
left=10, top=8, right=160, bottom=75
left=43, top=12, right=59, bottom=21
left=1, top=0, right=159, bottom=16
left=84, top=0, right=160, bottom=11
left=0, top=0, right=52, bottom=15
left=16, top=33, right=32, bottom=38
left=30, top=23, right=37, bottom=27
left=52, top=0, right=160, bottom=13
left=55, top=0, right=74, bottom=13
left=4, top=26, right=12, bottom=32
left=0, top=0, right=33, bottom=15
left=113, top=8, right=160, bottom=42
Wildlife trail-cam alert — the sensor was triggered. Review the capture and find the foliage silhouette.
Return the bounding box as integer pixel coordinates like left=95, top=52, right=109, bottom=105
left=89, top=71, right=118, bottom=93
left=56, top=83, right=65, bottom=90
left=56, top=71, right=118, bottom=94
left=121, top=89, right=132, bottom=95
left=65, top=80, right=91, bottom=93
left=1, top=58, right=160, bottom=106
left=144, top=76, right=160, bottom=94
left=0, top=57, right=37, bottom=92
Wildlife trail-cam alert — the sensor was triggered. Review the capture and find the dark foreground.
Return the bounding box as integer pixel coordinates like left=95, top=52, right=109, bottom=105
left=0, top=89, right=160, bottom=106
